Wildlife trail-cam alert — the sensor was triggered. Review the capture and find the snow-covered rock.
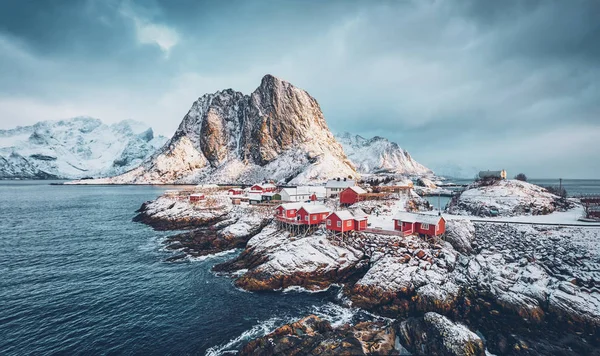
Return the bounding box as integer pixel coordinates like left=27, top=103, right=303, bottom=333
left=449, top=179, right=569, bottom=217
left=335, top=132, right=431, bottom=175
left=80, top=75, right=358, bottom=185
left=397, top=313, right=486, bottom=356
left=0, top=117, right=167, bottom=179
left=214, top=224, right=367, bottom=291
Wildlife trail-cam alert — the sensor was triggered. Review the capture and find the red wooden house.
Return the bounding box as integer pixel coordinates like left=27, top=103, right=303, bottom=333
left=297, top=204, right=331, bottom=225
left=275, top=202, right=304, bottom=220
left=339, top=186, right=367, bottom=205
left=189, top=193, right=205, bottom=202
left=325, top=210, right=368, bottom=233
left=350, top=209, right=368, bottom=231
left=392, top=212, right=445, bottom=237
left=250, top=183, right=277, bottom=193
left=228, top=188, right=243, bottom=195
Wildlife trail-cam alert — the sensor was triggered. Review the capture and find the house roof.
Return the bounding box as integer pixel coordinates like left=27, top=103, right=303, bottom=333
left=281, top=187, right=311, bottom=196
left=190, top=193, right=205, bottom=197
left=299, top=204, right=331, bottom=214
left=253, top=183, right=276, bottom=189
left=349, top=208, right=368, bottom=220
left=276, top=202, right=304, bottom=210
left=247, top=193, right=263, bottom=201
left=329, top=211, right=355, bottom=221
left=345, top=186, right=367, bottom=194
left=393, top=212, right=443, bottom=225
left=325, top=179, right=355, bottom=188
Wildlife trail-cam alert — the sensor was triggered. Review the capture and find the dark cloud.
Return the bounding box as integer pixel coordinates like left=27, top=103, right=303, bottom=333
left=0, top=0, right=598, bottom=178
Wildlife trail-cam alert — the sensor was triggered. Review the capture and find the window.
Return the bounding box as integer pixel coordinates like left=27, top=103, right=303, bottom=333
left=327, top=220, right=331, bottom=226
left=305, top=215, right=309, bottom=221
left=421, top=223, right=429, bottom=229
left=346, top=221, right=352, bottom=227
left=337, top=221, right=341, bottom=227
left=312, top=215, right=317, bottom=221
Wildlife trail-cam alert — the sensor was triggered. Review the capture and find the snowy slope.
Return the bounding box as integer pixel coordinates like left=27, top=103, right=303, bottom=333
left=79, top=75, right=358, bottom=185
left=0, top=117, right=167, bottom=179
left=335, top=132, right=431, bottom=175
left=449, top=179, right=568, bottom=216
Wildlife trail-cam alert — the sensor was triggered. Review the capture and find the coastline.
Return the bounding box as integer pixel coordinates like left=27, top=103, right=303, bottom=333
left=134, top=190, right=600, bottom=355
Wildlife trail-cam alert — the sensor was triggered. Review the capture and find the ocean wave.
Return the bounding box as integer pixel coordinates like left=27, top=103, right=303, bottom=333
left=310, top=302, right=358, bottom=327
left=281, top=285, right=332, bottom=294
left=187, top=249, right=239, bottom=262
left=205, top=316, right=293, bottom=356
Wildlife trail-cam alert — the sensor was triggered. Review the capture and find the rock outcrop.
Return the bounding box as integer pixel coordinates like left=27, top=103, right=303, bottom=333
left=84, top=75, right=357, bottom=185
left=448, top=179, right=572, bottom=217
left=213, top=225, right=368, bottom=291
left=397, top=313, right=485, bottom=356
left=239, top=315, right=398, bottom=355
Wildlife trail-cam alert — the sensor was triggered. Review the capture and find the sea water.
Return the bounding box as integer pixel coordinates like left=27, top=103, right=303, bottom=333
left=0, top=181, right=368, bottom=355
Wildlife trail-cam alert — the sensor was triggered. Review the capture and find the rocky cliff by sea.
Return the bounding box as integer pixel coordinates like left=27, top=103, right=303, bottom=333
left=134, top=187, right=600, bottom=355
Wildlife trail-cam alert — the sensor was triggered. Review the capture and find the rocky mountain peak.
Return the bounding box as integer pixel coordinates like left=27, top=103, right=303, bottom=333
left=90, top=75, right=357, bottom=184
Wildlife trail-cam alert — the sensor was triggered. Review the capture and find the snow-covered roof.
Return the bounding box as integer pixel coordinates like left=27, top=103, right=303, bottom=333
left=326, top=179, right=355, bottom=188
left=247, top=193, right=262, bottom=201
left=393, top=212, right=443, bottom=225
left=276, top=202, right=304, bottom=210
left=281, top=187, right=311, bottom=196
left=328, top=210, right=369, bottom=221
left=262, top=192, right=276, bottom=197
left=190, top=193, right=205, bottom=197
left=252, top=183, right=276, bottom=189
left=299, top=204, right=331, bottom=214
left=346, top=186, right=367, bottom=194
left=349, top=208, right=368, bottom=220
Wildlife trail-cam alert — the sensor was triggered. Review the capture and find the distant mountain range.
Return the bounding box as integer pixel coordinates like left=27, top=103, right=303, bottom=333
left=0, top=118, right=167, bottom=179
left=73, top=75, right=432, bottom=185
left=3, top=76, right=434, bottom=183
left=335, top=132, right=431, bottom=175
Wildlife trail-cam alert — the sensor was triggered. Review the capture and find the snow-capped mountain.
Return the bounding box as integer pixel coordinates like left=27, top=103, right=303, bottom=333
left=82, top=75, right=357, bottom=185
left=0, top=118, right=167, bottom=179
left=335, top=132, right=431, bottom=175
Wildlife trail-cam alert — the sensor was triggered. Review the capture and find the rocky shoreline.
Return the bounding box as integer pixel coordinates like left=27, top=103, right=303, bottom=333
left=135, top=196, right=600, bottom=355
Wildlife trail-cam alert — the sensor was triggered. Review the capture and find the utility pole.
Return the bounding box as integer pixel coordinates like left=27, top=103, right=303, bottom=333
left=559, top=178, right=562, bottom=192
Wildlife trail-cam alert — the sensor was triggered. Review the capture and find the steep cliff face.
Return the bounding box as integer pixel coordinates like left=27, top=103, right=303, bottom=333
left=336, top=132, right=432, bottom=175
left=0, top=118, right=167, bottom=179
left=94, top=75, right=357, bottom=184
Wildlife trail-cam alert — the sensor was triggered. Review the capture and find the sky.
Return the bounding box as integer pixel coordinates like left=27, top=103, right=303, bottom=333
left=0, top=0, right=598, bottom=178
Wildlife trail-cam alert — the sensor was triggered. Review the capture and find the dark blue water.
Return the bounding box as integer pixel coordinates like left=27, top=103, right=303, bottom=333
left=0, top=181, right=355, bottom=355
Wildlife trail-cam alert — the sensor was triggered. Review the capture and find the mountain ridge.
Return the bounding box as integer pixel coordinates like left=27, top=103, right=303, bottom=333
left=335, top=132, right=432, bottom=175
left=83, top=75, right=358, bottom=184
left=0, top=117, right=167, bottom=179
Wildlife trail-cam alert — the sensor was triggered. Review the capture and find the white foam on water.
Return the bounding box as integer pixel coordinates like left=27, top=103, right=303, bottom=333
left=310, top=302, right=358, bottom=328
left=282, top=285, right=331, bottom=294
left=205, top=316, right=292, bottom=356
left=187, top=249, right=238, bottom=262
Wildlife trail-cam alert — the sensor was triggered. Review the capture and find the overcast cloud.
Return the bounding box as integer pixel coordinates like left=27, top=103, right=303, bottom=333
left=0, top=0, right=598, bottom=178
